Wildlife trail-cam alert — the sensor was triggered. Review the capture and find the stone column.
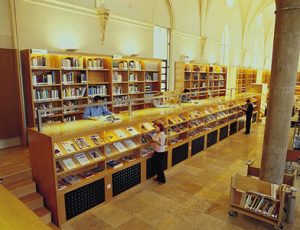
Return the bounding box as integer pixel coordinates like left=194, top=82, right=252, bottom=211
left=260, top=0, right=300, bottom=184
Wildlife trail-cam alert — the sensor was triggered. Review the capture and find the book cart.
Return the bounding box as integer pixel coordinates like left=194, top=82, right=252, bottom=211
left=229, top=174, right=287, bottom=230
left=28, top=94, right=261, bottom=227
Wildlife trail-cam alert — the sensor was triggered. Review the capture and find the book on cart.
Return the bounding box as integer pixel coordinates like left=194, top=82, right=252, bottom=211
left=113, top=142, right=127, bottom=152
left=78, top=170, right=94, bottom=178
left=114, top=129, right=127, bottom=138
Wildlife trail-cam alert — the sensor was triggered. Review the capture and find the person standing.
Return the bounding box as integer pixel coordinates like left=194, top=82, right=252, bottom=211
left=241, top=99, right=253, bottom=134
left=151, top=123, right=166, bottom=184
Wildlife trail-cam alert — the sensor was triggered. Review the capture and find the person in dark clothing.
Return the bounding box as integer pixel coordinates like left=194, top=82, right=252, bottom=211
left=151, top=123, right=166, bottom=184
left=241, top=99, right=253, bottom=134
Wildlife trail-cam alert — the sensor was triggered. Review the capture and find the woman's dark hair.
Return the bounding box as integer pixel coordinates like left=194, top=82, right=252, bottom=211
left=94, top=95, right=104, bottom=102
left=183, top=89, right=190, bottom=93
left=246, top=99, right=251, bottom=103
left=156, top=123, right=165, bottom=132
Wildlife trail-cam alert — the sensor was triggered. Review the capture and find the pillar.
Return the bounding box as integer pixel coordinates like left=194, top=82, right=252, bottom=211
left=260, top=0, right=300, bottom=184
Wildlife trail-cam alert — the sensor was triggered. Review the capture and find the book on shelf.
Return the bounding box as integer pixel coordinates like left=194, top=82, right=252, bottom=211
left=31, top=56, right=46, bottom=67
left=74, top=153, right=90, bottom=165
left=89, top=150, right=103, bottom=160
left=78, top=170, right=94, bottom=178
left=89, top=134, right=104, bottom=146
left=122, top=155, right=136, bottom=162
left=106, top=159, right=123, bottom=169
left=114, top=129, right=127, bottom=138
left=62, top=72, right=74, bottom=84
left=145, top=62, right=158, bottom=71
left=141, top=146, right=154, bottom=157
left=54, top=144, right=63, bottom=157
left=90, top=166, right=104, bottom=174
left=129, top=73, right=138, bottom=82
left=61, top=141, right=77, bottom=153
left=33, top=89, right=59, bottom=101
left=113, top=72, right=122, bottom=82
left=124, top=139, right=137, bottom=148
left=32, top=72, right=55, bottom=85
left=105, top=145, right=112, bottom=155
left=88, top=86, right=107, bottom=97
left=62, top=158, right=77, bottom=170
left=142, top=122, right=154, bottom=131
left=126, top=126, right=139, bottom=135
left=87, top=58, right=103, bottom=69
left=113, top=142, right=127, bottom=152
left=74, top=137, right=90, bottom=149
left=61, top=57, right=83, bottom=69
left=63, top=175, right=81, bottom=184
left=63, top=87, right=86, bottom=98
left=57, top=181, right=67, bottom=190
left=56, top=161, right=64, bottom=173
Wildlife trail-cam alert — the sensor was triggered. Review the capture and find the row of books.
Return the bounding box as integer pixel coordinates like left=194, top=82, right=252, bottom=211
left=240, top=193, right=280, bottom=219
left=61, top=57, right=83, bottom=69
left=189, top=119, right=203, bottom=128
left=129, top=85, right=141, bottom=94
left=113, top=96, right=128, bottom=107
left=112, top=60, right=142, bottom=70
left=56, top=150, right=104, bottom=173
left=57, top=166, right=104, bottom=190
left=31, top=56, right=46, bottom=67
left=188, top=128, right=203, bottom=137
left=64, top=116, right=76, bottom=122
left=206, top=115, right=217, bottom=123
left=129, top=73, right=139, bottom=82
left=185, top=65, right=207, bottom=72
left=113, top=86, right=124, bottom=95
left=33, top=89, right=60, bottom=101
left=87, top=58, right=104, bottom=69
left=62, top=87, right=86, bottom=99
left=62, top=72, right=87, bottom=84
left=168, top=124, right=187, bottom=136
left=145, top=72, right=159, bottom=81
left=189, top=111, right=203, bottom=119
left=218, top=111, right=229, bottom=119
left=88, top=86, right=108, bottom=97
left=32, top=72, right=56, bottom=85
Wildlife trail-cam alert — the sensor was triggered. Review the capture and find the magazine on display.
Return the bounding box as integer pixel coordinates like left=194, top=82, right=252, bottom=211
left=61, top=141, right=77, bottom=153
left=54, top=144, right=63, bottom=157
left=74, top=137, right=90, bottom=149
left=74, top=153, right=90, bottom=165
left=89, top=134, right=104, bottom=146
left=62, top=158, right=77, bottom=170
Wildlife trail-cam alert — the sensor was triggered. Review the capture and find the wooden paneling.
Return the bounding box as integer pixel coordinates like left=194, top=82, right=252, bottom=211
left=0, top=48, right=23, bottom=139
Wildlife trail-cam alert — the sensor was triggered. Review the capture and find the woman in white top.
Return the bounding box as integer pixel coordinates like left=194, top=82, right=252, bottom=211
left=151, top=123, right=166, bottom=184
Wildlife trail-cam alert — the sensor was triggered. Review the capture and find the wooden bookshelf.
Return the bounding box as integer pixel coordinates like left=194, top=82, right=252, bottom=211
left=21, top=49, right=161, bottom=127
left=229, top=174, right=286, bottom=229
left=262, top=70, right=271, bottom=85
left=28, top=94, right=260, bottom=227
left=175, top=62, right=227, bottom=99
left=236, top=68, right=257, bottom=94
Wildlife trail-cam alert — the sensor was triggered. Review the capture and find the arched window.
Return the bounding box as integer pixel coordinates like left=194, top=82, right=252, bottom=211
left=221, top=24, right=230, bottom=65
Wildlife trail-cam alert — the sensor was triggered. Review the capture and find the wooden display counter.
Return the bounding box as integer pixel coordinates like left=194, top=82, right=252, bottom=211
left=28, top=93, right=261, bottom=227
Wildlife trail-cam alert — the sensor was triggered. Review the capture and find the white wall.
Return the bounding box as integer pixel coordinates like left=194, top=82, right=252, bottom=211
left=0, top=0, right=13, bottom=48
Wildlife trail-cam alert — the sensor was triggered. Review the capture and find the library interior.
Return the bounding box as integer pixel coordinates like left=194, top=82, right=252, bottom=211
left=1, top=0, right=300, bottom=229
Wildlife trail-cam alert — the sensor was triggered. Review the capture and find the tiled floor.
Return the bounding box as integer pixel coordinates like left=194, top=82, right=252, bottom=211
left=62, top=123, right=300, bottom=230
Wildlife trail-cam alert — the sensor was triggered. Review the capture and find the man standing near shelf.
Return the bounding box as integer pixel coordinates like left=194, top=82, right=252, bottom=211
left=241, top=99, right=253, bottom=134
left=83, top=95, right=112, bottom=119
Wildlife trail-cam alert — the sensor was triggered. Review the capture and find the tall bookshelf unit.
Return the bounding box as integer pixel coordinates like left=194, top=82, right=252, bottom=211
left=21, top=50, right=161, bottom=127
left=175, top=62, right=227, bottom=99
left=28, top=94, right=261, bottom=227
left=236, top=68, right=257, bottom=94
